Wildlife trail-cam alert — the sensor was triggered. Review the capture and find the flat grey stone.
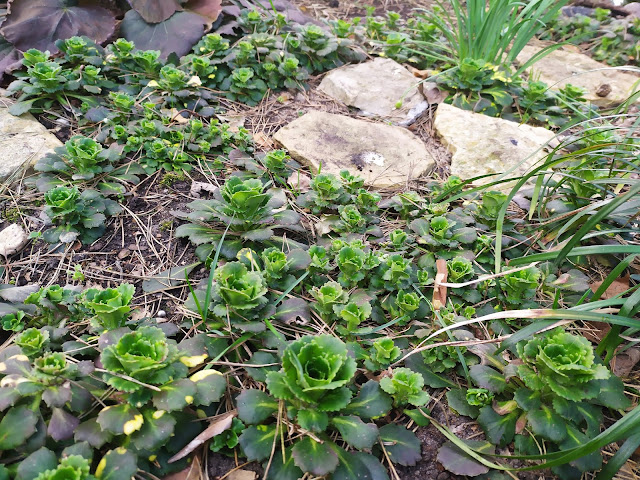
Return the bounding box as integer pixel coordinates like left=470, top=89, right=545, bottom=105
left=318, top=57, right=428, bottom=126
left=0, top=97, right=63, bottom=182
left=434, top=103, right=555, bottom=189
left=516, top=45, right=640, bottom=108
left=0, top=223, right=28, bottom=256
left=273, top=110, right=434, bottom=187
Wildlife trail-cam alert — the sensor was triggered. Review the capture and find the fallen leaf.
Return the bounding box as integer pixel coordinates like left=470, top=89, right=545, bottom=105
left=253, top=131, right=275, bottom=150
left=228, top=470, right=257, bottom=480
left=164, top=456, right=204, bottom=480
left=215, top=113, right=245, bottom=132
left=433, top=259, right=448, bottom=310
left=612, top=347, right=640, bottom=377
left=406, top=65, right=432, bottom=79
left=168, top=410, right=237, bottom=463
left=142, top=263, right=200, bottom=294
left=590, top=273, right=630, bottom=299
left=189, top=181, right=217, bottom=198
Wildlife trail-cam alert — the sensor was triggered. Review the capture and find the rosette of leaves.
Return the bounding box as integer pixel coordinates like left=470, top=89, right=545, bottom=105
left=516, top=328, right=610, bottom=401
left=100, top=326, right=187, bottom=397
left=381, top=289, right=425, bottom=325
left=310, top=280, right=349, bottom=319
left=25, top=284, right=80, bottom=325
left=83, top=283, right=135, bottom=330
left=1, top=310, right=26, bottom=332
left=381, top=191, right=427, bottom=218
left=175, top=176, right=302, bottom=260
left=219, top=67, right=267, bottom=106
left=237, top=334, right=410, bottom=478
left=210, top=261, right=271, bottom=331
left=256, top=149, right=298, bottom=184
left=475, top=190, right=508, bottom=228
left=297, top=172, right=350, bottom=214
left=334, top=300, right=373, bottom=334
left=255, top=247, right=310, bottom=291
left=210, top=417, right=245, bottom=455
left=33, top=352, right=76, bottom=384
left=435, top=59, right=517, bottom=118
left=409, top=214, right=477, bottom=248
left=446, top=256, right=474, bottom=283
left=370, top=253, right=414, bottom=291
left=33, top=455, right=95, bottom=480
left=466, top=388, right=493, bottom=407
left=498, top=266, right=540, bottom=306
left=56, top=36, right=103, bottom=66
left=15, top=327, right=50, bottom=357
left=42, top=186, right=122, bottom=244
left=34, top=135, right=126, bottom=192
left=289, top=24, right=363, bottom=73
left=364, top=338, right=401, bottom=371
left=467, top=329, right=629, bottom=478
left=380, top=368, right=430, bottom=408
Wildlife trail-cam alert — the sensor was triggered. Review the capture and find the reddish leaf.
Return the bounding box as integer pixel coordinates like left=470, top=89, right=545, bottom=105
left=128, top=0, right=181, bottom=24
left=1, top=0, right=116, bottom=53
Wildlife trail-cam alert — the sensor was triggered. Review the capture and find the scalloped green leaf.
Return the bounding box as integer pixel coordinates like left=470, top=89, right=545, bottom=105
left=142, top=263, right=199, bottom=293
left=446, top=388, right=479, bottom=419
left=298, top=409, right=329, bottom=433
left=275, top=297, right=310, bottom=325
left=189, top=369, right=226, bottom=406
left=95, top=448, right=138, bottom=480
left=245, top=351, right=279, bottom=382
left=15, top=447, right=57, bottom=480
left=329, top=446, right=390, bottom=480
left=292, top=436, right=339, bottom=476
left=97, top=404, right=143, bottom=436
left=286, top=249, right=312, bottom=270
left=345, top=380, right=392, bottom=420
left=595, top=375, right=631, bottom=409
left=266, top=446, right=303, bottom=480
left=476, top=406, right=517, bottom=447
left=175, top=223, right=218, bottom=245
left=331, top=415, right=378, bottom=450
left=0, top=405, right=38, bottom=449
left=378, top=424, right=421, bottom=466
left=469, top=365, right=507, bottom=393
left=514, top=387, right=541, bottom=411
left=238, top=424, right=277, bottom=461
left=152, top=378, right=197, bottom=412
left=527, top=405, right=567, bottom=443
left=437, top=440, right=493, bottom=476
left=131, top=409, right=176, bottom=451
left=75, top=418, right=114, bottom=448
left=236, top=389, right=278, bottom=425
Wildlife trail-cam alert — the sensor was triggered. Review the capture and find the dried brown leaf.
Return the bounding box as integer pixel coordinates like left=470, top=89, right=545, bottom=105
left=168, top=410, right=236, bottom=463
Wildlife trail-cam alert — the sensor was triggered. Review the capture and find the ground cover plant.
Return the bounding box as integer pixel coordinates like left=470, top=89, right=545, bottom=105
left=1, top=0, right=640, bottom=479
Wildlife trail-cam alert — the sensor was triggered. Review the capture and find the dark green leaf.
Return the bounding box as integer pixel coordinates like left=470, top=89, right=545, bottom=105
left=131, top=409, right=176, bottom=451
left=378, top=424, right=421, bottom=466
left=266, top=446, right=303, bottom=480
left=331, top=448, right=390, bottom=480
left=332, top=415, right=378, bottom=449
left=75, top=418, right=113, bottom=448
left=404, top=352, right=456, bottom=388
left=97, top=404, right=143, bottom=436
left=446, top=389, right=479, bottom=419
left=595, top=375, right=631, bottom=409
left=238, top=424, right=277, bottom=461
left=0, top=405, right=37, bottom=449
left=275, top=297, right=310, bottom=324
left=437, top=440, right=492, bottom=476
left=236, top=389, right=278, bottom=424
left=527, top=405, right=568, bottom=442
left=346, top=380, right=392, bottom=420
left=514, top=387, right=541, bottom=411
left=47, top=407, right=79, bottom=441
left=95, top=448, right=138, bottom=480
left=15, top=447, right=57, bottom=480
left=142, top=263, right=199, bottom=293
left=292, top=436, right=339, bottom=475
left=469, top=365, right=507, bottom=393
left=404, top=408, right=431, bottom=426
left=245, top=352, right=279, bottom=382
left=476, top=406, right=517, bottom=446
left=298, top=409, right=329, bottom=432
left=190, top=369, right=226, bottom=406
left=152, top=378, right=197, bottom=412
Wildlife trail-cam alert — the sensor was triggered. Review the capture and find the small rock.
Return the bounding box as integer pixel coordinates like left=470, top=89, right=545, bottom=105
left=516, top=45, right=640, bottom=108
left=0, top=104, right=63, bottom=181
left=434, top=103, right=555, bottom=191
left=117, top=248, right=130, bottom=259
left=0, top=224, right=28, bottom=256
left=273, top=110, right=434, bottom=187
left=157, top=310, right=166, bottom=318
left=318, top=57, right=429, bottom=126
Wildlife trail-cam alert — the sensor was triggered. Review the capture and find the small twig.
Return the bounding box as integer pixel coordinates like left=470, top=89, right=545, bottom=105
left=94, top=368, right=162, bottom=392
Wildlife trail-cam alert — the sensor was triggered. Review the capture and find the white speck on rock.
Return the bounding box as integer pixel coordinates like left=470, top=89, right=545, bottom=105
left=361, top=152, right=385, bottom=167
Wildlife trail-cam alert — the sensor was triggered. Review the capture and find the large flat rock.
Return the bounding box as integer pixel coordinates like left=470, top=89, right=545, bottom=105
left=434, top=103, right=555, bottom=188
left=516, top=45, right=640, bottom=108
left=273, top=110, right=434, bottom=187
left=0, top=98, right=62, bottom=182
left=318, top=57, right=428, bottom=126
